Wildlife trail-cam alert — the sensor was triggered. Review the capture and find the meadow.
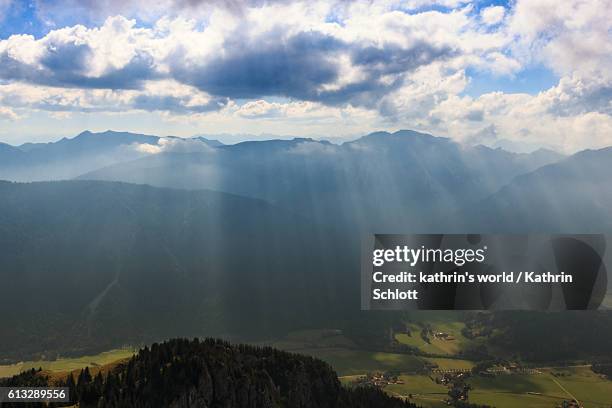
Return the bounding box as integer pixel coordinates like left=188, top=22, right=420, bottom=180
left=0, top=348, right=136, bottom=378
left=2, top=331, right=611, bottom=408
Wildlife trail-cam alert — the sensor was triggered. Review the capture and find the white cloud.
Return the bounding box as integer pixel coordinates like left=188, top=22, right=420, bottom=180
left=480, top=6, right=505, bottom=26
left=508, top=0, right=612, bottom=78
left=0, top=106, right=19, bottom=120
left=133, top=137, right=217, bottom=154
left=288, top=140, right=338, bottom=155
left=0, top=0, right=610, bottom=152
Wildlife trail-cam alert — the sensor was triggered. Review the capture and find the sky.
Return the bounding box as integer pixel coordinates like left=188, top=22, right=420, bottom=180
left=0, top=0, right=611, bottom=152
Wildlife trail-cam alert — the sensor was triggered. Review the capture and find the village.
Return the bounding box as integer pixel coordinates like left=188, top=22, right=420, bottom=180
left=350, top=329, right=589, bottom=407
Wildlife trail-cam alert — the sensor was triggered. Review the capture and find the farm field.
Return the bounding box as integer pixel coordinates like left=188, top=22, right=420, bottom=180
left=545, top=367, right=612, bottom=408
left=0, top=348, right=136, bottom=378
left=302, top=347, right=425, bottom=376
left=603, top=293, right=612, bottom=309
left=389, top=368, right=612, bottom=408
left=2, top=329, right=611, bottom=408
left=384, top=375, right=448, bottom=408
left=424, top=357, right=475, bottom=370
left=264, top=325, right=612, bottom=407
left=395, top=312, right=481, bottom=356
left=271, top=329, right=426, bottom=376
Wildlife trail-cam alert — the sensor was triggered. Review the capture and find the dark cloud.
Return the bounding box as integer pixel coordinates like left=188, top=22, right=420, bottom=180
left=33, top=0, right=298, bottom=24
left=317, top=77, right=404, bottom=108
left=466, top=124, right=498, bottom=145
left=1, top=14, right=458, bottom=111
left=547, top=85, right=612, bottom=116
left=0, top=41, right=157, bottom=89
left=464, top=109, right=484, bottom=121
left=132, top=94, right=229, bottom=113
left=352, top=42, right=456, bottom=76
left=172, top=0, right=295, bottom=14
left=175, top=30, right=454, bottom=109
left=175, top=31, right=343, bottom=100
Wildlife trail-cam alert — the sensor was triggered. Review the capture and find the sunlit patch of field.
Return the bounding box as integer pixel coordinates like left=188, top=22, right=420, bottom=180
left=385, top=375, right=449, bottom=408
left=602, top=293, right=612, bottom=309
left=543, top=366, right=612, bottom=408
left=0, top=348, right=136, bottom=379
left=395, top=314, right=480, bottom=356
left=423, top=357, right=475, bottom=370
left=467, top=368, right=612, bottom=408
left=377, top=368, right=612, bottom=408
left=300, top=347, right=424, bottom=376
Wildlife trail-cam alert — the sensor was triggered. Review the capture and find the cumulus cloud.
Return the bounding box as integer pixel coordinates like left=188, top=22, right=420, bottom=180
left=508, top=0, right=612, bottom=78
left=33, top=0, right=295, bottom=25
left=0, top=17, right=158, bottom=89
left=0, top=0, right=610, bottom=152
left=0, top=106, right=19, bottom=120
left=480, top=6, right=505, bottom=26
left=0, top=8, right=459, bottom=111
left=542, top=76, right=612, bottom=117
left=133, top=137, right=218, bottom=154
left=175, top=30, right=344, bottom=101
left=236, top=100, right=285, bottom=118
left=132, top=94, right=228, bottom=113
left=0, top=79, right=227, bottom=114
left=0, top=4, right=466, bottom=112
left=288, top=139, right=337, bottom=155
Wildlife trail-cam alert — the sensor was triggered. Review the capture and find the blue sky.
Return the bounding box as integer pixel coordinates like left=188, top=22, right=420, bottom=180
left=0, top=0, right=610, bottom=152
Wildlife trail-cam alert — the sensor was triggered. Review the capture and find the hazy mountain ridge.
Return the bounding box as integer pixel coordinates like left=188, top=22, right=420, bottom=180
left=0, top=131, right=223, bottom=181
left=75, top=129, right=565, bottom=232
left=0, top=142, right=25, bottom=166
left=462, top=146, right=612, bottom=232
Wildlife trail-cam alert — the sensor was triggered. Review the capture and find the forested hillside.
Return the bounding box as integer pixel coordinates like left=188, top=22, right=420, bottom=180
left=0, top=338, right=417, bottom=408
left=0, top=181, right=356, bottom=361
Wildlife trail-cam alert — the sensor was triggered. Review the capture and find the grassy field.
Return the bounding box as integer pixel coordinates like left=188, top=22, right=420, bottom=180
left=3, top=325, right=611, bottom=408
left=463, top=368, right=612, bottom=408
left=379, top=368, right=612, bottom=408
left=423, top=357, right=475, bottom=370
left=395, top=321, right=475, bottom=356
left=468, top=372, right=567, bottom=407
left=0, top=348, right=136, bottom=378
left=603, top=293, right=612, bottom=309
left=547, top=367, right=612, bottom=408
left=274, top=326, right=612, bottom=407
left=271, top=329, right=425, bottom=376
left=384, top=375, right=448, bottom=408
left=301, top=347, right=424, bottom=376
left=395, top=312, right=481, bottom=356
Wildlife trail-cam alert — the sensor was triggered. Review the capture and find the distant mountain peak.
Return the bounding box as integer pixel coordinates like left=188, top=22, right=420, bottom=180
left=348, top=129, right=445, bottom=145
left=74, top=130, right=160, bottom=139
left=191, top=136, right=225, bottom=147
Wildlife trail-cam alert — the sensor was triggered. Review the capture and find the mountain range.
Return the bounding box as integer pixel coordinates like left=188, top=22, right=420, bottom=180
left=0, top=131, right=222, bottom=181
left=0, top=129, right=611, bottom=361
left=1, top=129, right=567, bottom=231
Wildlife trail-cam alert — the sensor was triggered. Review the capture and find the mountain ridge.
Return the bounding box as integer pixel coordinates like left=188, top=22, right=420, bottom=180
left=462, top=145, right=612, bottom=232
left=75, top=129, right=566, bottom=232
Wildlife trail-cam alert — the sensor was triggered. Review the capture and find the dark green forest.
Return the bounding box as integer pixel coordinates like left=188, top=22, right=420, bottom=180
left=1, top=338, right=418, bottom=408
